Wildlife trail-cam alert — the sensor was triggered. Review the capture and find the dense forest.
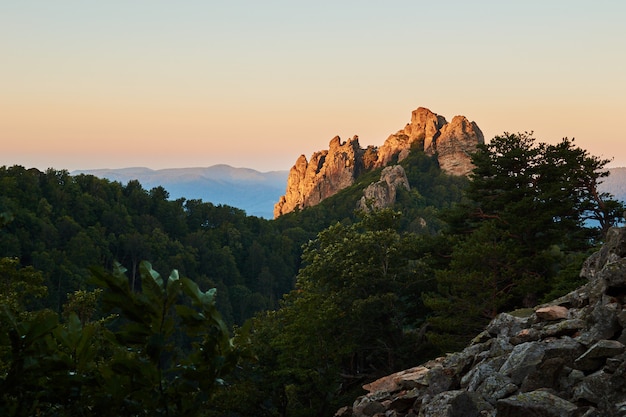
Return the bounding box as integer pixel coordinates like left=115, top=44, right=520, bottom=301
left=1, top=134, right=623, bottom=416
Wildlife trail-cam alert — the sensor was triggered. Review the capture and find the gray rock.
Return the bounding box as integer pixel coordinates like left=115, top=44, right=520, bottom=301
left=352, top=396, right=386, bottom=417
left=461, top=358, right=505, bottom=391
left=388, top=388, right=422, bottom=414
left=358, top=165, right=410, bottom=212
left=499, top=342, right=545, bottom=385
left=541, top=319, right=586, bottom=338
left=602, top=257, right=626, bottom=288
left=520, top=357, right=565, bottom=392
left=486, top=313, right=528, bottom=338
left=542, top=337, right=585, bottom=364
left=576, top=302, right=621, bottom=345
left=416, top=390, right=491, bottom=417
left=578, top=340, right=625, bottom=360
left=581, top=227, right=626, bottom=281
left=618, top=310, right=626, bottom=327
left=487, top=336, right=514, bottom=358
left=476, top=373, right=518, bottom=405
left=421, top=364, right=457, bottom=396
left=615, top=402, right=626, bottom=417
left=496, top=390, right=577, bottom=417
left=573, top=370, right=612, bottom=409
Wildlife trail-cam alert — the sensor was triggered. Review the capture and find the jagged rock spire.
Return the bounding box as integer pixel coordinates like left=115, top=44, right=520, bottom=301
left=274, top=107, right=484, bottom=218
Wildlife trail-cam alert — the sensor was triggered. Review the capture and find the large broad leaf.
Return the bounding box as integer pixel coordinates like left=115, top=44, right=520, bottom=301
left=139, top=261, right=165, bottom=306
left=181, top=277, right=216, bottom=308
left=22, top=310, right=59, bottom=349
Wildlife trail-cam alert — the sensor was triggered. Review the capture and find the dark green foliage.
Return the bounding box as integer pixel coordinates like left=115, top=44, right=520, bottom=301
left=0, top=165, right=302, bottom=324
left=423, top=222, right=542, bottom=351
left=272, top=149, right=468, bottom=237
left=426, top=133, right=623, bottom=352
left=458, top=133, right=621, bottom=247
left=0, top=261, right=244, bottom=417
left=2, top=134, right=619, bottom=416
left=229, top=210, right=443, bottom=417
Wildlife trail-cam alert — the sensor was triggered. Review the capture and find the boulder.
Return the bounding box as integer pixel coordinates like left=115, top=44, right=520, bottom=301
left=417, top=390, right=492, bottom=417
left=357, top=165, right=410, bottom=212
left=535, top=306, right=569, bottom=321
left=363, top=366, right=431, bottom=394
left=496, top=391, right=577, bottom=417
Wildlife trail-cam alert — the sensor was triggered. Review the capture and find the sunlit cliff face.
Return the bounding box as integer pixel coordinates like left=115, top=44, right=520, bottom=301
left=274, top=107, right=483, bottom=218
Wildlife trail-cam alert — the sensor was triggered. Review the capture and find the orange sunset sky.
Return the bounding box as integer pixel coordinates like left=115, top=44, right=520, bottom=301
left=2, top=1, right=625, bottom=172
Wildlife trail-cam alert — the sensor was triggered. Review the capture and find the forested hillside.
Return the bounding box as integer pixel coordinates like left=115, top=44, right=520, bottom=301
left=1, top=136, right=624, bottom=416
left=0, top=150, right=464, bottom=326
left=73, top=165, right=288, bottom=219
left=0, top=165, right=301, bottom=326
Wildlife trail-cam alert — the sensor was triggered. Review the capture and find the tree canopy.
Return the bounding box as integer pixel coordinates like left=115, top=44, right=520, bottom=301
left=1, top=261, right=245, bottom=417
left=0, top=136, right=623, bottom=415
left=425, top=133, right=623, bottom=351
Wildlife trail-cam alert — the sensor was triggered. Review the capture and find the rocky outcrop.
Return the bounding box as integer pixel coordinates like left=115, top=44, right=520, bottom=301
left=274, top=107, right=483, bottom=218
left=375, top=108, right=447, bottom=168
left=435, top=115, right=485, bottom=177
left=274, top=136, right=364, bottom=218
left=337, top=227, right=626, bottom=417
left=375, top=107, right=483, bottom=174
left=357, top=165, right=410, bottom=212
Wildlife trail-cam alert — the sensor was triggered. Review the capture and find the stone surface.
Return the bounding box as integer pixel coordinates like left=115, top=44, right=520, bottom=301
left=274, top=107, right=484, bottom=217
left=536, top=306, right=569, bottom=321
left=274, top=135, right=363, bottom=217
left=352, top=396, right=386, bottom=417
left=417, top=390, right=491, bottom=417
left=357, top=165, right=410, bottom=212
left=376, top=107, right=447, bottom=168
left=496, top=391, right=577, bottom=417
left=363, top=366, right=430, bottom=394
left=336, top=226, right=626, bottom=417
left=432, top=115, right=484, bottom=177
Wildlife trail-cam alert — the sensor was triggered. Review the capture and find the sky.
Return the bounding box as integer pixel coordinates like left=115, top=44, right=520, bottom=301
left=2, top=1, right=625, bottom=172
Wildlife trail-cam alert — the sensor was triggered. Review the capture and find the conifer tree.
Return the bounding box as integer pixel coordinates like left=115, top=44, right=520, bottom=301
left=426, top=133, right=623, bottom=351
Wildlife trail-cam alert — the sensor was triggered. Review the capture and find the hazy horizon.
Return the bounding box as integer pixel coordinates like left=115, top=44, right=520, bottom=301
left=2, top=1, right=625, bottom=172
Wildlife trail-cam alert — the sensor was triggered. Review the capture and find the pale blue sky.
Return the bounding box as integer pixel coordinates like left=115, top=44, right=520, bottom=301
left=2, top=1, right=625, bottom=171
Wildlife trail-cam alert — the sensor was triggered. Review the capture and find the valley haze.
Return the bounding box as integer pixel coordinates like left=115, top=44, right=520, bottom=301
left=73, top=165, right=288, bottom=219
left=72, top=164, right=626, bottom=221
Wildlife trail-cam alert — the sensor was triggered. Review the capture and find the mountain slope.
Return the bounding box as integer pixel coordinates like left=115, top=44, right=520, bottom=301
left=73, top=165, right=289, bottom=219
left=338, top=226, right=626, bottom=417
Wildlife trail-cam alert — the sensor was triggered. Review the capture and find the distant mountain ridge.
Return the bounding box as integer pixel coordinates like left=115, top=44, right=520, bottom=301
left=73, top=165, right=289, bottom=219
left=601, top=167, right=626, bottom=202
left=71, top=163, right=624, bottom=221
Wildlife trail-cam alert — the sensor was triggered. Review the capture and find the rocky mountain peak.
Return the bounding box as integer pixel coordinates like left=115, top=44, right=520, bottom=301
left=375, top=107, right=447, bottom=168
left=435, top=115, right=485, bottom=176
left=273, top=135, right=364, bottom=218
left=274, top=107, right=484, bottom=218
